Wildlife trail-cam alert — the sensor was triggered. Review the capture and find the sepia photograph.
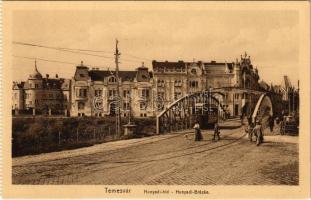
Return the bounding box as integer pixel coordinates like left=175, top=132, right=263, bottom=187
left=2, top=1, right=310, bottom=199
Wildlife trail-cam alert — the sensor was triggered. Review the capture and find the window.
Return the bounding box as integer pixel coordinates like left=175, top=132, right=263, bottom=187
left=123, top=90, right=130, bottom=98
left=29, top=83, right=32, bottom=88
left=141, top=89, right=150, bottom=99
left=123, top=102, right=130, bottom=110
left=175, top=67, right=182, bottom=72
left=35, top=84, right=39, bottom=88
left=35, top=99, right=39, bottom=105
left=157, top=80, right=165, bottom=87
left=140, top=102, right=146, bottom=110
left=78, top=102, right=85, bottom=110
left=174, top=80, right=182, bottom=87
left=76, top=88, right=87, bottom=98
left=189, top=81, right=198, bottom=88
left=108, top=76, right=116, bottom=83
left=109, top=90, right=116, bottom=98
left=191, top=68, right=197, bottom=75
left=174, top=92, right=182, bottom=100
left=95, top=89, right=102, bottom=96
left=29, top=101, right=32, bottom=105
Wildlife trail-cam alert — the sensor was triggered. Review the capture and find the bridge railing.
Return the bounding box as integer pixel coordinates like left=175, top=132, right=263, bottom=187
left=156, top=91, right=225, bottom=134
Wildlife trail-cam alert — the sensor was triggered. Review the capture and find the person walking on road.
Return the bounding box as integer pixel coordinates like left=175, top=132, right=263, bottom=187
left=193, top=121, right=203, bottom=141
left=269, top=115, right=274, bottom=132
left=213, top=123, right=220, bottom=141
left=253, top=120, right=263, bottom=146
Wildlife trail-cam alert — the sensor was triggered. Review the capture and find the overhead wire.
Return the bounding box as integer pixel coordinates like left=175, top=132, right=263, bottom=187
left=12, top=55, right=109, bottom=69
left=12, top=41, right=152, bottom=63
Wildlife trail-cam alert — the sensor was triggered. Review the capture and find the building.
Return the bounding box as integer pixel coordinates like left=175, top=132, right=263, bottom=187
left=12, top=60, right=72, bottom=115
left=70, top=61, right=154, bottom=118
left=13, top=52, right=267, bottom=118
left=152, top=52, right=262, bottom=117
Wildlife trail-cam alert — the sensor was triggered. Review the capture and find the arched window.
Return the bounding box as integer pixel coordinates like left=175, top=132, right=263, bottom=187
left=108, top=76, right=116, bottom=83
left=191, top=68, right=197, bottom=75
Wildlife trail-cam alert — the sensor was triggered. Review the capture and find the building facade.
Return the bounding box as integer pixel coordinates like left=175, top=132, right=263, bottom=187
left=152, top=52, right=261, bottom=117
left=70, top=62, right=154, bottom=118
left=12, top=61, right=71, bottom=115
left=13, top=52, right=265, bottom=118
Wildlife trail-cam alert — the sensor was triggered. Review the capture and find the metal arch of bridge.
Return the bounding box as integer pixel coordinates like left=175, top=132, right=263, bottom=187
left=250, top=92, right=279, bottom=129
left=156, top=91, right=225, bottom=134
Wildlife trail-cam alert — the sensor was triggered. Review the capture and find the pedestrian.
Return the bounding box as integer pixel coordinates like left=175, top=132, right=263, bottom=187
left=193, top=121, right=203, bottom=141
left=280, top=119, right=284, bottom=135
left=253, top=120, right=263, bottom=146
left=246, top=122, right=255, bottom=142
left=213, top=123, right=220, bottom=141
left=269, top=115, right=274, bottom=132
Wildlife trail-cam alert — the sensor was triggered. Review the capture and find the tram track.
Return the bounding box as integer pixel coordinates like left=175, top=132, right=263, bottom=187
left=13, top=131, right=191, bottom=167
left=15, top=129, right=247, bottom=181
left=17, top=127, right=242, bottom=168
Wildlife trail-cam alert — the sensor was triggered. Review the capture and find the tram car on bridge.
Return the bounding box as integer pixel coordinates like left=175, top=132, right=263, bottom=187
left=194, top=103, right=219, bottom=129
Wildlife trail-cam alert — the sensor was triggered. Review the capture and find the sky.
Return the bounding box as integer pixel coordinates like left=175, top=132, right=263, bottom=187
left=11, top=7, right=299, bottom=87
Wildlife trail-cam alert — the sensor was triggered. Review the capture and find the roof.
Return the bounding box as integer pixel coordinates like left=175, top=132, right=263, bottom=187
left=89, top=70, right=137, bottom=82
left=89, top=70, right=111, bottom=81
left=23, top=78, right=66, bottom=90
left=119, top=71, right=137, bottom=81
left=12, top=82, right=25, bottom=90
left=136, top=67, right=151, bottom=82
left=74, top=66, right=89, bottom=81
left=29, top=61, right=43, bottom=80
left=152, top=60, right=186, bottom=68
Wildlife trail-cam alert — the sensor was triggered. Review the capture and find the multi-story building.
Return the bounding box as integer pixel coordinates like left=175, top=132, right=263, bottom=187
left=12, top=61, right=72, bottom=115
left=70, top=61, right=154, bottom=118
left=152, top=52, right=261, bottom=117
left=12, top=53, right=264, bottom=118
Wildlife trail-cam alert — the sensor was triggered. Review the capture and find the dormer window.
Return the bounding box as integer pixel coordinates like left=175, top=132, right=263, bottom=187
left=191, top=68, right=197, bottom=75
left=108, top=76, right=116, bottom=83
left=175, top=67, right=182, bottom=72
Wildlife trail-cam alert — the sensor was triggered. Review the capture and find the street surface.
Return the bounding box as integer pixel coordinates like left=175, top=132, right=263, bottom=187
left=12, top=119, right=298, bottom=185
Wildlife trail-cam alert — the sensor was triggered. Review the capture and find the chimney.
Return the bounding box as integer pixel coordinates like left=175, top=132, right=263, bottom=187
left=46, top=74, right=49, bottom=78
left=55, top=74, right=59, bottom=78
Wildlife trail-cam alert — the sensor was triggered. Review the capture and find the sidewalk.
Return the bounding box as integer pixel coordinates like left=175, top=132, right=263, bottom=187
left=219, top=118, right=242, bottom=129
left=12, top=130, right=192, bottom=167
left=264, top=135, right=298, bottom=144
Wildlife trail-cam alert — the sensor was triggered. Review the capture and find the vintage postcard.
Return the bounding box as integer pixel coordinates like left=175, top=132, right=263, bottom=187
left=1, top=1, right=310, bottom=199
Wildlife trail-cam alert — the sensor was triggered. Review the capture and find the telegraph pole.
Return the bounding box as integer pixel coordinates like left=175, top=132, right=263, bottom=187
left=115, top=39, right=121, bottom=137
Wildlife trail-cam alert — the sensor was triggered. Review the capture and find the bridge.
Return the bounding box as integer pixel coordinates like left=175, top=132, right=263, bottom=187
left=156, top=88, right=283, bottom=134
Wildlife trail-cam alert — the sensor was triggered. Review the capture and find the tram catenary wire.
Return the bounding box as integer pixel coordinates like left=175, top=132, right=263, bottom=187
left=13, top=41, right=152, bottom=62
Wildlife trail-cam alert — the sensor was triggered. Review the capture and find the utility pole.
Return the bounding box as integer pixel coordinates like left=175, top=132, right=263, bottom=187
left=114, top=39, right=121, bottom=137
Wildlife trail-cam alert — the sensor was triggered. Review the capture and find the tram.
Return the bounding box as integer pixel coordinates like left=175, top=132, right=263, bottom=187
left=194, top=103, right=219, bottom=129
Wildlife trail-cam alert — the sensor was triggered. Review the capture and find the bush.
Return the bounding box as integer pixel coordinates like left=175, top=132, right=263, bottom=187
left=12, top=116, right=156, bottom=157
